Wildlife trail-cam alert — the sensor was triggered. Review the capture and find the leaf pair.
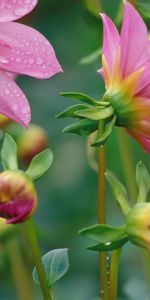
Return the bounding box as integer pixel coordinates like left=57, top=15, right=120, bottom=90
left=58, top=92, right=116, bottom=146
left=1, top=134, right=53, bottom=181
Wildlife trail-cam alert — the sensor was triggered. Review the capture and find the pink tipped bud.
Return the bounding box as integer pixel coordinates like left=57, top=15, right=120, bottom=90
left=126, top=203, right=150, bottom=249
left=18, top=124, right=48, bottom=164
left=0, top=171, right=37, bottom=224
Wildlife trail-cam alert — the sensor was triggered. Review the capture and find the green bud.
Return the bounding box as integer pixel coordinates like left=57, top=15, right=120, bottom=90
left=126, top=203, right=150, bottom=249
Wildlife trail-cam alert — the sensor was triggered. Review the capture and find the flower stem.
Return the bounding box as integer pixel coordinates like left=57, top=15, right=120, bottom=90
left=116, top=128, right=137, bottom=201
left=98, top=144, right=109, bottom=300
left=6, top=237, right=33, bottom=300
left=26, top=218, right=52, bottom=300
left=109, top=248, right=121, bottom=300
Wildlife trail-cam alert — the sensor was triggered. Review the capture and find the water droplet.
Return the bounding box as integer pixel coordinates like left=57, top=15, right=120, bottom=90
left=0, top=56, right=8, bottom=64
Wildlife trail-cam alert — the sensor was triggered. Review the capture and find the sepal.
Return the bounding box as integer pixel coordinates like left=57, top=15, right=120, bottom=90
left=136, top=161, right=150, bottom=203
left=92, top=115, right=116, bottom=146
left=106, top=170, right=131, bottom=215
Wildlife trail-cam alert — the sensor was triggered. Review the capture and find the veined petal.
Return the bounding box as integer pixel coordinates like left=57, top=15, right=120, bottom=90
left=120, top=2, right=148, bottom=77
left=100, top=13, right=120, bottom=74
left=0, top=22, right=62, bottom=79
left=0, top=70, right=30, bottom=127
left=0, top=0, right=37, bottom=22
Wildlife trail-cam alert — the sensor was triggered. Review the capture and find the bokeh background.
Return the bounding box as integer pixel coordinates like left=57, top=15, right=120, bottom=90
left=0, top=0, right=150, bottom=299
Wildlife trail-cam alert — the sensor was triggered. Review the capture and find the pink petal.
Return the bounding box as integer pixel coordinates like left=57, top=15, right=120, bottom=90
left=0, top=0, right=37, bottom=22
left=120, top=2, right=148, bottom=77
left=0, top=70, right=30, bottom=127
left=127, top=128, right=150, bottom=153
left=135, top=67, right=150, bottom=98
left=0, top=22, right=62, bottom=79
left=101, top=13, right=120, bottom=74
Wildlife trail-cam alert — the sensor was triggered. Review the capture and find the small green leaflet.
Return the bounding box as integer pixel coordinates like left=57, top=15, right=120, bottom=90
left=1, top=133, right=18, bottom=170
left=33, top=249, right=69, bottom=287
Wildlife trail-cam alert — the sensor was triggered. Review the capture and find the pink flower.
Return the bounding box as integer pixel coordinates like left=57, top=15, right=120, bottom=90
left=100, top=2, right=150, bottom=153
left=0, top=1, right=62, bottom=128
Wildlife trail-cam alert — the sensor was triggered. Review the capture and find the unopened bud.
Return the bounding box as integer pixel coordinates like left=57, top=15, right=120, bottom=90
left=126, top=203, right=150, bottom=249
left=18, top=124, right=48, bottom=164
left=0, top=170, right=37, bottom=224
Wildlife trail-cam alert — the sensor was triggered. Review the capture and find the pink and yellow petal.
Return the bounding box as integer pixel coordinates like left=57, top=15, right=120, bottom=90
left=0, top=0, right=38, bottom=22
left=0, top=22, right=62, bottom=79
left=101, top=13, right=120, bottom=74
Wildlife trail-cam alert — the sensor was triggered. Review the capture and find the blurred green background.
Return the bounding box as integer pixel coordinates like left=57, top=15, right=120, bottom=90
left=0, top=0, right=150, bottom=299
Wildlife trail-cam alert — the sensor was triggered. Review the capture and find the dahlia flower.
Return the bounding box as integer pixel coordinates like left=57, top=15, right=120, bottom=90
left=100, top=2, right=150, bottom=152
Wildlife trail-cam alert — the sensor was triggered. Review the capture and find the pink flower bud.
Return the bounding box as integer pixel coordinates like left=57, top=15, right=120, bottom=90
left=0, top=171, right=37, bottom=224
left=126, top=203, right=150, bottom=249
left=18, top=124, right=48, bottom=164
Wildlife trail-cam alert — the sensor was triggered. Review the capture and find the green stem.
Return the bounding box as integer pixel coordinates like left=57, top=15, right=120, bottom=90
left=109, top=248, right=121, bottom=300
left=6, top=237, right=33, bottom=300
left=26, top=218, right=52, bottom=300
left=98, top=141, right=109, bottom=300
left=116, top=128, right=137, bottom=201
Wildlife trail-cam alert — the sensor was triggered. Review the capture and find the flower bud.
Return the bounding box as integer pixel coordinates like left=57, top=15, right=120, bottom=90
left=126, top=203, right=150, bottom=249
left=0, top=171, right=37, bottom=224
left=18, top=124, right=48, bottom=164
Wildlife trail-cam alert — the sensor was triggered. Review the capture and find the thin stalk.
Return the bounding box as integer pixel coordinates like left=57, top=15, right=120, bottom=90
left=109, top=248, right=121, bottom=300
left=26, top=218, right=52, bottom=300
left=97, top=121, right=109, bottom=300
left=116, top=128, right=137, bottom=201
left=6, top=237, right=33, bottom=300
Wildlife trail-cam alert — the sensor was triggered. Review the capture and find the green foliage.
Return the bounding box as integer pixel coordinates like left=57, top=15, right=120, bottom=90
left=1, top=134, right=18, bottom=170
left=79, top=49, right=100, bottom=65
left=79, top=224, right=128, bottom=251
left=106, top=170, right=131, bottom=216
left=137, top=1, right=150, bottom=20
left=136, top=161, right=150, bottom=203
left=33, top=249, right=69, bottom=287
left=26, top=149, right=53, bottom=181
left=63, top=119, right=99, bottom=136
left=60, top=92, right=100, bottom=106
left=56, top=104, right=90, bottom=119
left=92, top=116, right=116, bottom=146
left=75, top=106, right=114, bottom=120
left=84, top=0, right=102, bottom=17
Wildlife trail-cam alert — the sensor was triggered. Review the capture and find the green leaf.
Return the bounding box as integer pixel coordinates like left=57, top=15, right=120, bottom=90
left=79, top=224, right=126, bottom=242
left=26, top=149, right=53, bottom=181
left=33, top=249, right=69, bottom=287
left=60, top=92, right=97, bottom=105
left=1, top=133, right=18, bottom=170
left=79, top=49, right=100, bottom=65
left=136, top=161, right=150, bottom=203
left=75, top=106, right=114, bottom=120
left=84, top=0, right=102, bottom=17
left=88, top=236, right=128, bottom=251
left=92, top=115, right=116, bottom=146
left=60, top=92, right=108, bottom=107
left=106, top=170, right=130, bottom=216
left=137, top=1, right=150, bottom=20
left=63, top=119, right=98, bottom=136
left=56, top=104, right=90, bottom=119
left=79, top=224, right=127, bottom=251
